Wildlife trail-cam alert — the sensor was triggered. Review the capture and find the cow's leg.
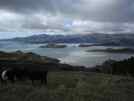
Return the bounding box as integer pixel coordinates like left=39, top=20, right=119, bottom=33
left=44, top=72, right=48, bottom=85
left=41, top=78, right=43, bottom=84
left=44, top=77, right=47, bottom=85
left=31, top=79, right=34, bottom=85
left=10, top=79, right=15, bottom=83
left=0, top=78, right=7, bottom=85
left=0, top=76, right=4, bottom=84
left=10, top=75, right=15, bottom=84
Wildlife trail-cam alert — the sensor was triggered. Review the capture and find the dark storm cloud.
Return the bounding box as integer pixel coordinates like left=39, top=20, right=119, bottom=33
left=0, top=0, right=134, bottom=22
left=0, top=0, right=79, bottom=15
left=0, top=0, right=134, bottom=38
left=0, top=0, right=52, bottom=13
left=76, top=0, right=134, bottom=22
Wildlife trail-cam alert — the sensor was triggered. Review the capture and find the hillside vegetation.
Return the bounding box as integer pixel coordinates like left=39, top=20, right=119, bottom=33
left=91, top=56, right=134, bottom=77
left=0, top=51, right=134, bottom=101
left=0, top=51, right=60, bottom=64
left=0, top=72, right=134, bottom=101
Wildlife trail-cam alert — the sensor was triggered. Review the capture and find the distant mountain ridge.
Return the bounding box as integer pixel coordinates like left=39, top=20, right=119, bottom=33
left=3, top=33, right=134, bottom=46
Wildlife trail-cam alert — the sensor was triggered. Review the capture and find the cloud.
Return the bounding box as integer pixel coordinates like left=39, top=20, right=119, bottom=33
left=1, top=0, right=134, bottom=22
left=0, top=0, right=134, bottom=38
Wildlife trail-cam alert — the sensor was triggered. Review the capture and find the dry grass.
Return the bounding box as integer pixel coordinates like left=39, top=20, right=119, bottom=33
left=0, top=71, right=134, bottom=101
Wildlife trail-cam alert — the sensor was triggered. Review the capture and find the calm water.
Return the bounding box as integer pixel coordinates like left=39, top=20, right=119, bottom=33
left=0, top=41, right=134, bottom=67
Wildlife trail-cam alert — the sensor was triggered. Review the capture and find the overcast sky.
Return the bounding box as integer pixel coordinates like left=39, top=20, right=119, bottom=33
left=0, top=0, right=134, bottom=39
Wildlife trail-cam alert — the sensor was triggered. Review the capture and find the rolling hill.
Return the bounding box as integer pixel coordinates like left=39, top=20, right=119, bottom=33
left=3, top=33, right=134, bottom=46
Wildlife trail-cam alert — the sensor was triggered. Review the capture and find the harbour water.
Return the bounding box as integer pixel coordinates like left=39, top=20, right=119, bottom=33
left=0, top=41, right=134, bottom=67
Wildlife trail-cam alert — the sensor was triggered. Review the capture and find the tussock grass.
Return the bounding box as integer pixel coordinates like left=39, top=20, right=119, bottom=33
left=0, top=71, right=134, bottom=101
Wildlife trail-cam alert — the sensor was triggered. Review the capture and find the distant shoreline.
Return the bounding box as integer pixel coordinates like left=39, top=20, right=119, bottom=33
left=87, top=48, right=134, bottom=54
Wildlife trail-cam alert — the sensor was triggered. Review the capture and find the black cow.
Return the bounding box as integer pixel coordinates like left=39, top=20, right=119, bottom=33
left=1, top=67, right=48, bottom=85
left=26, top=70, right=48, bottom=84
left=0, top=60, right=61, bottom=85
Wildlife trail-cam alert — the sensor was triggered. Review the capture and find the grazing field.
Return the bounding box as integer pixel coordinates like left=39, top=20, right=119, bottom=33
left=0, top=71, right=134, bottom=101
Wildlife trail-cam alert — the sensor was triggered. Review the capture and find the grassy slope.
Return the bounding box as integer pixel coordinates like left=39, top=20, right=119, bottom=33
left=0, top=72, right=134, bottom=101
